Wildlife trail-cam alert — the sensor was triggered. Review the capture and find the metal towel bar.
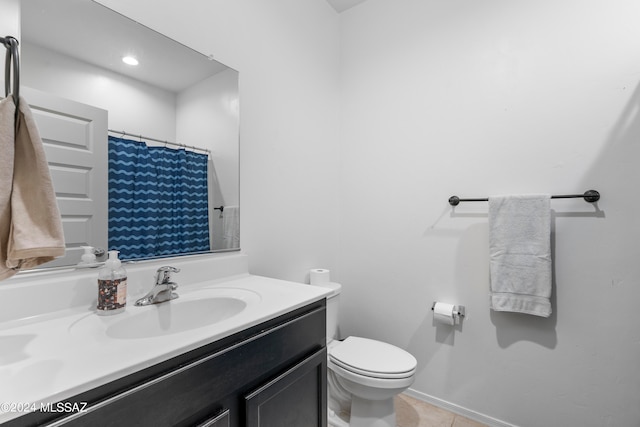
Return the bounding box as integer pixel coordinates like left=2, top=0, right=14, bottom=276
left=448, top=190, right=600, bottom=206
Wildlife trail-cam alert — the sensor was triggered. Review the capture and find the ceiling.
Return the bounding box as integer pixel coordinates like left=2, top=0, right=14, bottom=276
left=325, top=0, right=371, bottom=13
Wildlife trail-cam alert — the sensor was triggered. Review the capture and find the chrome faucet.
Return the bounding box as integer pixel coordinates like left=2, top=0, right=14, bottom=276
left=135, top=266, right=181, bottom=306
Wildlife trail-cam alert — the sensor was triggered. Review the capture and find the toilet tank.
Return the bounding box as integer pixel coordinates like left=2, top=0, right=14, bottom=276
left=316, top=282, right=341, bottom=342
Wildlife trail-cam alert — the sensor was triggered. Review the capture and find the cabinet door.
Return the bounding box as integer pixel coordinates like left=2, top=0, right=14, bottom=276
left=245, top=348, right=327, bottom=427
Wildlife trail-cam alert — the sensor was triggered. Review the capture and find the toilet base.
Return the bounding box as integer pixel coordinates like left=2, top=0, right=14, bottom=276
left=349, top=395, right=396, bottom=427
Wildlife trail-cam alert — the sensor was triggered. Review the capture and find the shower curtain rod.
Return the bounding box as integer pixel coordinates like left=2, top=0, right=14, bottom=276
left=448, top=190, right=600, bottom=206
left=108, top=129, right=211, bottom=154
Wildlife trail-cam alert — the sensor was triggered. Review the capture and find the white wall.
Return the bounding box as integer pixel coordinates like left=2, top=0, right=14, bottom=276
left=338, top=0, right=640, bottom=426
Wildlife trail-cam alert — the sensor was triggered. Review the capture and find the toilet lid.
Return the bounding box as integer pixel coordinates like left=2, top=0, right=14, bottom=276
left=329, top=336, right=417, bottom=379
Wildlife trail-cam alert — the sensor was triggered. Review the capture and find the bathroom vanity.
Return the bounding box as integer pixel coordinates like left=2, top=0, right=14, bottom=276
left=0, top=254, right=330, bottom=427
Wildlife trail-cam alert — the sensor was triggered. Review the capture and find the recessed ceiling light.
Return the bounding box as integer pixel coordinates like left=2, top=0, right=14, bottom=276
left=122, top=56, right=139, bottom=66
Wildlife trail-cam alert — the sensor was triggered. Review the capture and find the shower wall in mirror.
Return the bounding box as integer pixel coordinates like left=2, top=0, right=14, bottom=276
left=19, top=0, right=240, bottom=267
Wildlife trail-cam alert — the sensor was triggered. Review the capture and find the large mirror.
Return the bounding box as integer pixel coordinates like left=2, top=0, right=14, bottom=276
left=19, top=0, right=240, bottom=268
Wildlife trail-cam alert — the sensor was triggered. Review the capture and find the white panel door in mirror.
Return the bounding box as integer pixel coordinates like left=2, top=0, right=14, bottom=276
left=21, top=86, right=108, bottom=268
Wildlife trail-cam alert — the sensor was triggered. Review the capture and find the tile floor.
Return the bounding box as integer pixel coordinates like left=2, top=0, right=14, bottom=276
left=395, top=394, right=488, bottom=427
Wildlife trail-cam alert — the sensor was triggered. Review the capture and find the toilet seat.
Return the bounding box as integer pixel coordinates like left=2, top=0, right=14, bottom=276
left=329, top=336, right=417, bottom=380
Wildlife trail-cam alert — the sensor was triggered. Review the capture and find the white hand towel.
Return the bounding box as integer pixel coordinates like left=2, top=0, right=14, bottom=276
left=5, top=96, right=65, bottom=273
left=488, top=194, right=552, bottom=317
left=0, top=98, right=16, bottom=280
left=222, top=205, right=240, bottom=249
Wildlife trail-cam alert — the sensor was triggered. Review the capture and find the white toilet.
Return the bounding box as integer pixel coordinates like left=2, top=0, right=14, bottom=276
left=320, top=282, right=417, bottom=427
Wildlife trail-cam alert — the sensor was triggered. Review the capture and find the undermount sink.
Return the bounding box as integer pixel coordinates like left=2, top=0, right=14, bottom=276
left=70, top=287, right=261, bottom=339
left=108, top=296, right=246, bottom=339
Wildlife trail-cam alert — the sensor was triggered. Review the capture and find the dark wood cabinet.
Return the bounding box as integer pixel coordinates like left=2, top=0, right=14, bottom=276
left=5, top=300, right=326, bottom=427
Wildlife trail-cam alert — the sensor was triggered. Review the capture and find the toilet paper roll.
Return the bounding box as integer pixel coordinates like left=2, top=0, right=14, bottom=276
left=433, top=302, right=456, bottom=326
left=310, top=268, right=330, bottom=285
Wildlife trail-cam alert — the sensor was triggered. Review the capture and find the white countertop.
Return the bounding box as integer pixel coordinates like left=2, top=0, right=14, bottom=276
left=0, top=255, right=330, bottom=423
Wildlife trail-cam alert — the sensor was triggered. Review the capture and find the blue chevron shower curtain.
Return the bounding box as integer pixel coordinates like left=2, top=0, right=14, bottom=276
left=108, top=136, right=210, bottom=260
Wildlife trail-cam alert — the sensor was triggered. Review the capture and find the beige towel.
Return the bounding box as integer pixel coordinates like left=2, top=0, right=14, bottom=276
left=4, top=96, right=65, bottom=274
left=0, top=98, right=16, bottom=280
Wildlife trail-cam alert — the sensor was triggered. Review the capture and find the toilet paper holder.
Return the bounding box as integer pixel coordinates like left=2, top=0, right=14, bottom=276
left=431, top=302, right=465, bottom=324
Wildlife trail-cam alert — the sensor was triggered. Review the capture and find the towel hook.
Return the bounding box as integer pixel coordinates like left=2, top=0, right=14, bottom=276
left=2, top=36, right=20, bottom=112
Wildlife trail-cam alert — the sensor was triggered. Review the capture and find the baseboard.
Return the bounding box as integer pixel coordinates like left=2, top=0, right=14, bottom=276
left=403, top=388, right=519, bottom=427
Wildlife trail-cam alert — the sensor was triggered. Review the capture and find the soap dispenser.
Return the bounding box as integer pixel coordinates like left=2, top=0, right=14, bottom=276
left=97, top=250, right=127, bottom=315
left=78, top=246, right=97, bottom=267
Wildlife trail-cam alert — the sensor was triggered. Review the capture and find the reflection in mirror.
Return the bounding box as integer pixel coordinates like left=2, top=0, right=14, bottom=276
left=19, top=0, right=240, bottom=268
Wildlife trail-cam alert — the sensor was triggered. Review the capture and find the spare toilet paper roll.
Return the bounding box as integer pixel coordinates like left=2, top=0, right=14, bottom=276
left=310, top=269, right=330, bottom=285
left=433, top=302, right=456, bottom=325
